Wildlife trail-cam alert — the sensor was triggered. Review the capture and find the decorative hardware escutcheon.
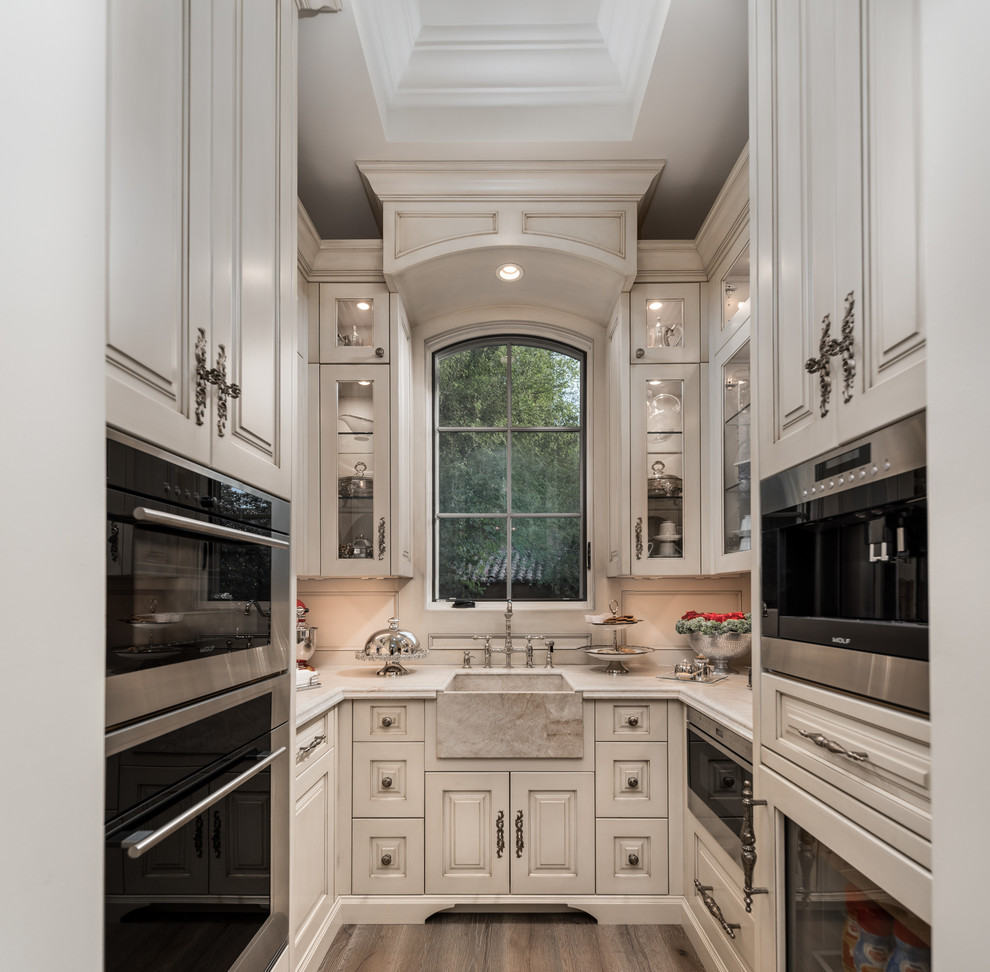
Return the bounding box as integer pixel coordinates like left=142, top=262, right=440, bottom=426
left=635, top=517, right=643, bottom=560
left=741, top=779, right=769, bottom=912
left=496, top=810, right=505, bottom=859
left=212, top=810, right=222, bottom=859
left=805, top=314, right=835, bottom=417
left=195, top=328, right=241, bottom=435
left=515, top=810, right=524, bottom=858
left=378, top=517, right=386, bottom=560
left=805, top=291, right=856, bottom=417
left=193, top=815, right=204, bottom=858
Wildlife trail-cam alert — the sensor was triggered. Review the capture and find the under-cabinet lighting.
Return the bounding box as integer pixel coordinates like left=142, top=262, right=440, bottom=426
left=356, top=301, right=371, bottom=310
left=357, top=380, right=371, bottom=386
left=496, top=263, right=523, bottom=281
left=648, top=300, right=663, bottom=310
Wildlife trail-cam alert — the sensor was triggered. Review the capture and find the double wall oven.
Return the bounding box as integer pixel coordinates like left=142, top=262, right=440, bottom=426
left=105, top=431, right=291, bottom=972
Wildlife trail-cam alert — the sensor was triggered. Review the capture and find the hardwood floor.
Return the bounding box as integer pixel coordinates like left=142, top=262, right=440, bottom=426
left=317, top=913, right=707, bottom=972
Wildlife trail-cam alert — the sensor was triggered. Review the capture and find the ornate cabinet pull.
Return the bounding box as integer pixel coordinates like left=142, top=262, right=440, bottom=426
left=380, top=776, right=393, bottom=789
left=212, top=809, right=222, bottom=859
left=107, top=522, right=119, bottom=562
left=741, top=779, right=768, bottom=912
left=193, top=815, right=204, bottom=858
left=805, top=291, right=856, bottom=417
left=627, top=777, right=639, bottom=789
left=380, top=853, right=392, bottom=867
left=514, top=810, right=524, bottom=858
left=378, top=517, right=386, bottom=560
left=194, top=327, right=241, bottom=435
left=695, top=879, right=740, bottom=939
left=635, top=517, right=643, bottom=560
left=296, top=733, right=326, bottom=758
left=628, top=853, right=640, bottom=867
left=626, top=716, right=639, bottom=727
left=496, top=810, right=505, bottom=859
left=797, top=728, right=869, bottom=762
left=380, top=715, right=393, bottom=728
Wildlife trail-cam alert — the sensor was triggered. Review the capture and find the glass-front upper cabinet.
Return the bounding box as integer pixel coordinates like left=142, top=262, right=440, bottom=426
left=319, top=283, right=390, bottom=363
left=713, top=232, right=751, bottom=355
left=716, top=330, right=751, bottom=568
left=319, top=366, right=391, bottom=576
left=629, top=283, right=701, bottom=363
left=629, top=364, right=701, bottom=575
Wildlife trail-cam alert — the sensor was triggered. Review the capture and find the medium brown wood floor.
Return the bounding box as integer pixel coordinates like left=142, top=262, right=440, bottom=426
left=316, top=913, right=707, bottom=972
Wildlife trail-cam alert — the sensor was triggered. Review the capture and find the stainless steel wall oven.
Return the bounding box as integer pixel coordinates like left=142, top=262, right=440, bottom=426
left=760, top=412, right=928, bottom=714
left=105, top=432, right=290, bottom=971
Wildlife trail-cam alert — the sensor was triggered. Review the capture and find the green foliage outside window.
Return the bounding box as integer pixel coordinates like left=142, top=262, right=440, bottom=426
left=434, top=338, right=585, bottom=602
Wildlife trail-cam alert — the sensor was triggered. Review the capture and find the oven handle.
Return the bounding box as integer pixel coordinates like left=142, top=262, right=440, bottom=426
left=132, top=506, right=290, bottom=549
left=120, top=747, right=286, bottom=859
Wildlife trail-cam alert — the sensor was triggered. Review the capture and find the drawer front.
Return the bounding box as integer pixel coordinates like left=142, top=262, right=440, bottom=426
left=595, top=741, right=667, bottom=817
left=353, top=699, right=425, bottom=741
left=353, top=741, right=425, bottom=817
left=690, top=830, right=754, bottom=972
left=761, top=673, right=931, bottom=838
left=595, top=818, right=668, bottom=894
left=595, top=700, right=667, bottom=741
left=295, top=710, right=334, bottom=776
left=351, top=818, right=424, bottom=895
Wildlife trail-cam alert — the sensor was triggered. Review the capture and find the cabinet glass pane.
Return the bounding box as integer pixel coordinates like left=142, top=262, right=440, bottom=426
left=644, top=298, right=685, bottom=349
left=335, top=298, right=376, bottom=349
left=645, top=378, right=684, bottom=559
left=336, top=379, right=375, bottom=561
left=721, top=248, right=751, bottom=331
left=722, top=342, right=751, bottom=553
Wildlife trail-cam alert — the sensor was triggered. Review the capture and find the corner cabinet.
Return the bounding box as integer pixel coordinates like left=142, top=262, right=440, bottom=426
left=105, top=0, right=294, bottom=498
left=754, top=0, right=925, bottom=478
left=312, top=289, right=413, bottom=577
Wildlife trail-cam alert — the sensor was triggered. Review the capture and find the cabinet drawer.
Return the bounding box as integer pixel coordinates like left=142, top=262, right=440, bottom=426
left=761, top=674, right=930, bottom=839
left=295, top=710, right=334, bottom=776
left=595, top=818, right=668, bottom=894
left=595, top=700, right=667, bottom=741
left=595, top=742, right=667, bottom=817
left=353, top=741, right=424, bottom=817
left=351, top=818, right=424, bottom=895
left=690, top=830, right=754, bottom=972
left=353, top=699, right=425, bottom=741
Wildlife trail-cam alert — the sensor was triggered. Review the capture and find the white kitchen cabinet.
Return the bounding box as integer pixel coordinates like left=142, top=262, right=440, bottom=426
left=319, top=283, right=391, bottom=364
left=313, top=297, right=413, bottom=577
left=424, top=771, right=595, bottom=895
left=291, top=710, right=336, bottom=972
left=105, top=0, right=294, bottom=498
left=628, top=364, right=702, bottom=575
left=628, top=283, right=702, bottom=364
left=754, top=0, right=925, bottom=478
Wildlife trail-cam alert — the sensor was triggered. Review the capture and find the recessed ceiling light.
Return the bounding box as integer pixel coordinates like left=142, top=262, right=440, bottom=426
left=356, top=301, right=371, bottom=310
left=648, top=301, right=663, bottom=310
left=496, top=263, right=523, bottom=282
left=357, top=380, right=371, bottom=386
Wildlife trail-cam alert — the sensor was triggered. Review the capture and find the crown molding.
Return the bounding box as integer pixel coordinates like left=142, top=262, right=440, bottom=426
left=694, top=143, right=750, bottom=275
left=634, top=241, right=706, bottom=281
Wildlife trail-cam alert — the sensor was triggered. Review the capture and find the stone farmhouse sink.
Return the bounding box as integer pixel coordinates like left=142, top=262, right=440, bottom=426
left=435, top=670, right=583, bottom=759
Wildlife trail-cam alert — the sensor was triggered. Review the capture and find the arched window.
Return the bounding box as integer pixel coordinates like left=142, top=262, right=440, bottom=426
left=433, top=336, right=586, bottom=602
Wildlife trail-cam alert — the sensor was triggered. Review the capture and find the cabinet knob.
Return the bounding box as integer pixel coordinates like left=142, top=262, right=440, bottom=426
left=628, top=853, right=640, bottom=867
left=627, top=777, right=639, bottom=789
left=381, top=716, right=393, bottom=728
left=626, top=716, right=639, bottom=727
left=635, top=347, right=645, bottom=359
left=381, top=776, right=393, bottom=789
left=375, top=346, right=385, bottom=358
left=380, top=853, right=392, bottom=867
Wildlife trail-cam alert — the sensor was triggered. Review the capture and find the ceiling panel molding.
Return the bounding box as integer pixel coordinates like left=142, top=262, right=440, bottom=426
left=394, top=211, right=499, bottom=259
left=521, top=211, right=626, bottom=260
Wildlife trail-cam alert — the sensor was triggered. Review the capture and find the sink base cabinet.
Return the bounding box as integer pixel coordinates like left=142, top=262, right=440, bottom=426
left=424, top=772, right=595, bottom=896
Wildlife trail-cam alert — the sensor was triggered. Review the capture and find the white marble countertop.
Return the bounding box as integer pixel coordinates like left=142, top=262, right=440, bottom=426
left=295, top=663, right=754, bottom=740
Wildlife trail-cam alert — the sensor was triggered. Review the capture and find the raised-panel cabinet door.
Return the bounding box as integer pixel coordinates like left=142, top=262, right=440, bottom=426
left=209, top=0, right=292, bottom=497
left=105, top=0, right=211, bottom=466
left=509, top=772, right=594, bottom=895
left=425, top=772, right=510, bottom=894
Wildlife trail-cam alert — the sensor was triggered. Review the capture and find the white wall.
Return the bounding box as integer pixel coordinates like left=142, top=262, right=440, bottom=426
left=0, top=4, right=107, bottom=969
left=923, top=0, right=990, bottom=961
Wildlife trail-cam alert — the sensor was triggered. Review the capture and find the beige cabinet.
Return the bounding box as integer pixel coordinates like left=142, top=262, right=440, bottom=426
left=628, top=283, right=702, bottom=364
left=319, top=284, right=391, bottom=364
left=754, top=0, right=925, bottom=478
left=424, top=771, right=595, bottom=895
left=312, top=295, right=413, bottom=577
left=291, top=710, right=336, bottom=972
left=105, top=0, right=294, bottom=497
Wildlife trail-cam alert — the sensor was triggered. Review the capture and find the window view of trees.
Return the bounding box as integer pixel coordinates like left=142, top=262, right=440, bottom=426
left=434, top=338, right=585, bottom=602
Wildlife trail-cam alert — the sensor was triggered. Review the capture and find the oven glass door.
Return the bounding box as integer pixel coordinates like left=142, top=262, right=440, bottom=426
left=784, top=819, right=930, bottom=972
left=687, top=726, right=748, bottom=861
left=105, top=691, right=287, bottom=972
